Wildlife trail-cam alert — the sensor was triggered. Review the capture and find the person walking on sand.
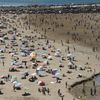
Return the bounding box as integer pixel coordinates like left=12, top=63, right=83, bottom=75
left=65, top=81, right=67, bottom=88
left=58, top=89, right=61, bottom=96
left=94, top=87, right=96, bottom=96
left=13, top=84, right=16, bottom=92
left=61, top=95, right=64, bottom=100
left=47, top=88, right=50, bottom=95
left=90, top=88, right=93, bottom=96
left=2, top=60, right=5, bottom=66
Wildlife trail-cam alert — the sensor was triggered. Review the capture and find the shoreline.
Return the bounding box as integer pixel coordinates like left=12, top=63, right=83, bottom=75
left=70, top=73, right=100, bottom=100
left=0, top=3, right=100, bottom=14
left=70, top=72, right=100, bottom=89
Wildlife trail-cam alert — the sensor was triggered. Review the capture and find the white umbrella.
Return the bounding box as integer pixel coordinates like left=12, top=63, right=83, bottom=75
left=68, top=62, right=73, bottom=66
left=55, top=73, right=61, bottom=78
left=37, top=66, right=43, bottom=70
left=15, top=82, right=22, bottom=87
left=48, top=56, right=52, bottom=60
left=13, top=81, right=18, bottom=84
left=67, top=53, right=72, bottom=58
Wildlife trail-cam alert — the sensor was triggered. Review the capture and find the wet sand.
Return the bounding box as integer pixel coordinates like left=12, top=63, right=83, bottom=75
left=71, top=79, right=100, bottom=100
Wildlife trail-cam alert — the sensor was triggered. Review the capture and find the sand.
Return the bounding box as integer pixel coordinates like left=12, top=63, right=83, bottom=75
left=71, top=79, right=100, bottom=100
left=26, top=13, right=100, bottom=50
left=0, top=13, right=100, bottom=100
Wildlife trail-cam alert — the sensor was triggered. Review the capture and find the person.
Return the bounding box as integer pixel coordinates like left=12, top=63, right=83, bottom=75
left=90, top=88, right=93, bottom=96
left=38, top=88, right=41, bottom=93
left=13, top=84, right=16, bottom=92
left=46, top=88, right=50, bottom=95
left=0, top=89, right=3, bottom=95
left=93, top=80, right=96, bottom=87
left=58, top=89, right=61, bottom=96
left=2, top=60, right=4, bottom=66
left=61, top=95, right=64, bottom=100
left=68, top=87, right=71, bottom=92
left=65, top=81, right=67, bottom=88
left=82, top=88, right=86, bottom=96
left=73, top=98, right=75, bottom=100
left=42, top=87, right=46, bottom=95
left=94, top=87, right=96, bottom=96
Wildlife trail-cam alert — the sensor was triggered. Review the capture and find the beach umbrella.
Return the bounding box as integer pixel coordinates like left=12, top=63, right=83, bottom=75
left=30, top=52, right=37, bottom=58
left=0, top=38, right=4, bottom=41
left=68, top=62, right=73, bottom=66
left=57, top=49, right=61, bottom=52
left=54, top=72, right=61, bottom=78
left=55, top=51, right=61, bottom=57
left=13, top=81, right=18, bottom=84
left=9, top=65, right=17, bottom=69
left=43, top=60, right=49, bottom=66
left=47, top=56, right=52, bottom=60
left=38, top=70, right=45, bottom=76
left=15, top=82, right=22, bottom=88
left=37, top=66, right=43, bottom=71
left=52, top=69, right=58, bottom=75
left=67, top=53, right=72, bottom=58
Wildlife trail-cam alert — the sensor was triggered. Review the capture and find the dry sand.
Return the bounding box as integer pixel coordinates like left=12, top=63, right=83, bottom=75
left=0, top=13, right=100, bottom=100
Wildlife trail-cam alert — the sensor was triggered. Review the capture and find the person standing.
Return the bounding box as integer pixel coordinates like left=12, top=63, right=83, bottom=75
left=65, top=81, right=67, bottom=88
left=2, top=60, right=5, bottom=66
left=61, top=95, right=64, bottom=100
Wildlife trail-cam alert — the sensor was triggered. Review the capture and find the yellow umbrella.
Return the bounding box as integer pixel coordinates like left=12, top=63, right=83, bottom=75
left=30, top=52, right=37, bottom=59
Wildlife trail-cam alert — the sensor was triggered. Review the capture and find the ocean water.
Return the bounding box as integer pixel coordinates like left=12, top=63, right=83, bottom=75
left=0, top=0, right=100, bottom=6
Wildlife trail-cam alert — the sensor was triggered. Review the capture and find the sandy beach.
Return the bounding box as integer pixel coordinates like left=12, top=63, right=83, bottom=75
left=0, top=8, right=100, bottom=100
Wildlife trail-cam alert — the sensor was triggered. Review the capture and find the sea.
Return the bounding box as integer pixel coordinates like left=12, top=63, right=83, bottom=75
left=0, top=0, right=100, bottom=6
